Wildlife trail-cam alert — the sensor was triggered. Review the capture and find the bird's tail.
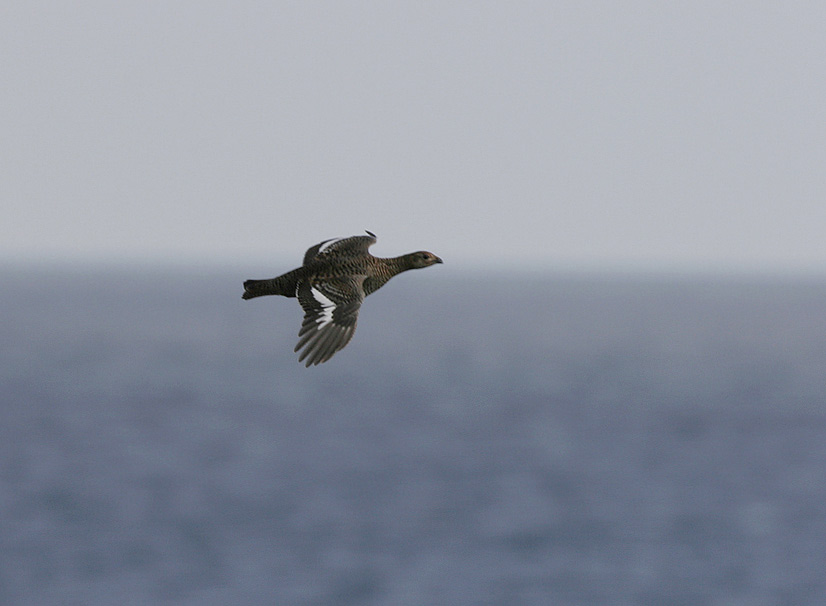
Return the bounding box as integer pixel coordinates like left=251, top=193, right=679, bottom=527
left=242, top=270, right=300, bottom=300
left=242, top=279, right=277, bottom=299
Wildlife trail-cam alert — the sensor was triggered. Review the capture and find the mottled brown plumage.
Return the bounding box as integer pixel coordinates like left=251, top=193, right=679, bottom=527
left=242, top=231, right=442, bottom=366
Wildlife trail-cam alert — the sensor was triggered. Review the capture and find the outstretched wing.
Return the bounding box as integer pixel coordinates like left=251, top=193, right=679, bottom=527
left=302, top=231, right=376, bottom=265
left=294, top=276, right=365, bottom=366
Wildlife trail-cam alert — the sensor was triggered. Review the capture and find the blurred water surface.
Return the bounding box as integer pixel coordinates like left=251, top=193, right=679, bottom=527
left=1, top=266, right=825, bottom=605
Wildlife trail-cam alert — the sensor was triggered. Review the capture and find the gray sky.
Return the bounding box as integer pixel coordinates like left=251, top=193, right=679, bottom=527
left=3, top=2, right=825, bottom=272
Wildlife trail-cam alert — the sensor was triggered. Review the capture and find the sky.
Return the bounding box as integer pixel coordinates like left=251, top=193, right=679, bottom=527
left=2, top=1, right=826, bottom=273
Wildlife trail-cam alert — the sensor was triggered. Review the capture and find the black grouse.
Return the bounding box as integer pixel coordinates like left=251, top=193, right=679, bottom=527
left=242, top=231, right=443, bottom=366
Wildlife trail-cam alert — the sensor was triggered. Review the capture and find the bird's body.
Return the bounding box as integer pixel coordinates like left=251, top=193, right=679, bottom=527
left=242, top=231, right=442, bottom=366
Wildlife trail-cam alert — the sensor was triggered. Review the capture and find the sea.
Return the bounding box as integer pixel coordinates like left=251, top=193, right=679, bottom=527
left=1, top=265, right=825, bottom=605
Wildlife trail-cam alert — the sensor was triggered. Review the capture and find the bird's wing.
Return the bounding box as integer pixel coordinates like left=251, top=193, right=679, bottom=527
left=294, top=276, right=365, bottom=366
left=302, top=231, right=376, bottom=265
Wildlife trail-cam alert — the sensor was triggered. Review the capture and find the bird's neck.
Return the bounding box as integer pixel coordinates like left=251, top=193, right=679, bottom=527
left=383, top=254, right=417, bottom=272
left=362, top=255, right=415, bottom=297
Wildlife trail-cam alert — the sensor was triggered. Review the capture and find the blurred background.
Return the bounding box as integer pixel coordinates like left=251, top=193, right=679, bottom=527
left=3, top=1, right=826, bottom=273
left=2, top=2, right=826, bottom=604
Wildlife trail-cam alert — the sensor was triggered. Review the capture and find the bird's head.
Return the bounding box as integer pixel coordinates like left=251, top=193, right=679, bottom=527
left=407, top=251, right=444, bottom=269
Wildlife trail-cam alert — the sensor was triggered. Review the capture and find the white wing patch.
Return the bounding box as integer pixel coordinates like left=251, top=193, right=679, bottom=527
left=310, top=285, right=335, bottom=329
left=318, top=237, right=345, bottom=254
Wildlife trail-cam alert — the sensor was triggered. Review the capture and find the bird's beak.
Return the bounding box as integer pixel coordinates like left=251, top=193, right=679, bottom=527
left=434, top=256, right=443, bottom=264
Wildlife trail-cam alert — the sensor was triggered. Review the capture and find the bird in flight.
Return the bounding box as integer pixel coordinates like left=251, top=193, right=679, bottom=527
left=242, top=231, right=443, bottom=366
